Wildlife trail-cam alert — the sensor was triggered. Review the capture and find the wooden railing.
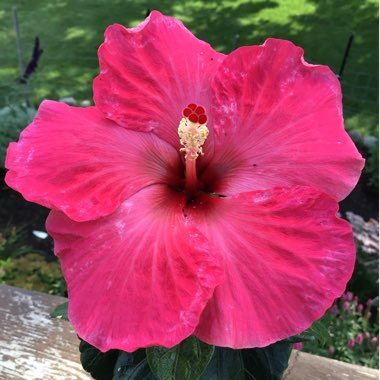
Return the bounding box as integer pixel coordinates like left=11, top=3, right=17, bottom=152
left=0, top=284, right=378, bottom=380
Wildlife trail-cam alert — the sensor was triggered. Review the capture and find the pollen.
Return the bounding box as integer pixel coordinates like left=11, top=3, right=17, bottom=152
left=178, top=103, right=209, bottom=160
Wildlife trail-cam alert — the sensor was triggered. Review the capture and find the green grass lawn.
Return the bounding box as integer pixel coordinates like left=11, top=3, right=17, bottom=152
left=0, top=0, right=378, bottom=135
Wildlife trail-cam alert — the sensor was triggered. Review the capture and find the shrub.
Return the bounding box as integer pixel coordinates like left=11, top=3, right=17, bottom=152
left=0, top=104, right=36, bottom=167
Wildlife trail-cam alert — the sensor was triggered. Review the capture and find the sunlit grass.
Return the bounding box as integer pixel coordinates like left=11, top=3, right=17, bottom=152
left=64, top=27, right=95, bottom=41
left=0, top=0, right=378, bottom=134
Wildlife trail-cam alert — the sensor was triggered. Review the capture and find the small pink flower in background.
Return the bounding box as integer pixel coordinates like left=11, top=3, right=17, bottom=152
left=330, top=304, right=339, bottom=315
left=5, top=11, right=364, bottom=352
left=371, top=337, right=378, bottom=345
left=357, top=304, right=364, bottom=313
left=347, top=339, right=356, bottom=349
left=364, top=332, right=371, bottom=339
left=293, top=342, right=303, bottom=350
left=366, top=298, right=374, bottom=306
left=327, top=345, right=335, bottom=355
left=343, top=301, right=351, bottom=312
left=356, top=334, right=364, bottom=345
left=345, top=292, right=354, bottom=301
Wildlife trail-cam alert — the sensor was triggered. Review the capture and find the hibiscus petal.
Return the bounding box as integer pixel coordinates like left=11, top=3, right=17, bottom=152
left=94, top=10, right=224, bottom=150
left=47, top=184, right=223, bottom=352
left=204, top=38, right=364, bottom=201
left=187, top=186, right=355, bottom=348
left=5, top=100, right=182, bottom=222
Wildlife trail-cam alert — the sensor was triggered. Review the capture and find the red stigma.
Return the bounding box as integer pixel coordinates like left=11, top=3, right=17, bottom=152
left=198, top=114, right=207, bottom=124
left=195, top=106, right=205, bottom=115
left=182, top=103, right=208, bottom=124
left=189, top=113, right=199, bottom=123
left=183, top=107, right=192, bottom=117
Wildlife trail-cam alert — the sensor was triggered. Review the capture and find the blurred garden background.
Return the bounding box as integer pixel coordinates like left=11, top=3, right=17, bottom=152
left=0, top=0, right=378, bottom=369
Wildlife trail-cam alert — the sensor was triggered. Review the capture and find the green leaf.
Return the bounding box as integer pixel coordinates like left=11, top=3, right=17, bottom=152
left=241, top=341, right=292, bottom=380
left=200, top=342, right=292, bottom=380
left=79, top=339, right=155, bottom=380
left=146, top=336, right=214, bottom=380
left=113, top=351, right=156, bottom=380
left=200, top=347, right=245, bottom=380
left=305, top=318, right=331, bottom=345
left=77, top=337, right=291, bottom=379
left=79, top=340, right=120, bottom=380
left=50, top=301, right=69, bottom=320
left=284, top=333, right=315, bottom=343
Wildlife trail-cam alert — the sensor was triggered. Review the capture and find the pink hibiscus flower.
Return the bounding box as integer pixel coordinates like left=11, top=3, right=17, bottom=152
left=5, top=11, right=364, bottom=352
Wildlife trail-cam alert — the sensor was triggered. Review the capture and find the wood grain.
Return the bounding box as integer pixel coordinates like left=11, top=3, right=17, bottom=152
left=284, top=349, right=379, bottom=380
left=0, top=284, right=90, bottom=379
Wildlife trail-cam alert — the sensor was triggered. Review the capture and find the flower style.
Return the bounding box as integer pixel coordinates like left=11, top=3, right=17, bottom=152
left=5, top=11, right=364, bottom=352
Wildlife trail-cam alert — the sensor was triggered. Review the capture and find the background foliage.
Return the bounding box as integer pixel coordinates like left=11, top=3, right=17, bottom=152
left=0, top=0, right=378, bottom=135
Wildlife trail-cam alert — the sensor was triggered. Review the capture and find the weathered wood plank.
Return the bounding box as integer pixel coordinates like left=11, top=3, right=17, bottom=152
left=0, top=284, right=379, bottom=379
left=0, top=284, right=90, bottom=379
left=284, top=349, right=379, bottom=380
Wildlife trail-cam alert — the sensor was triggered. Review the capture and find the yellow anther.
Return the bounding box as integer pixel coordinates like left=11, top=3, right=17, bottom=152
left=178, top=117, right=209, bottom=160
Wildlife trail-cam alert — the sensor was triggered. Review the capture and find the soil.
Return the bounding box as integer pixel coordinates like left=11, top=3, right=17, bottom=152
left=0, top=162, right=378, bottom=257
left=340, top=175, right=379, bottom=221
left=0, top=169, right=52, bottom=258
